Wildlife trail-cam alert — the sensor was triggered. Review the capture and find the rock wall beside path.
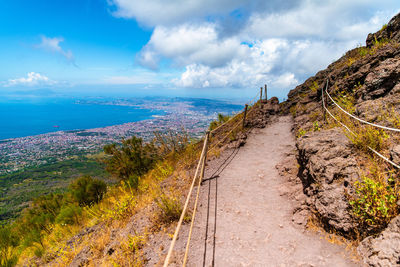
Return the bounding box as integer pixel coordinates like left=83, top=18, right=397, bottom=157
left=280, top=11, right=400, bottom=266
left=296, top=128, right=359, bottom=235
left=358, top=215, right=400, bottom=266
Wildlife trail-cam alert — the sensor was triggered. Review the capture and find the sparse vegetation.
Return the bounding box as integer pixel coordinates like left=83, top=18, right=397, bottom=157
left=104, top=136, right=160, bottom=182
left=155, top=192, right=183, bottom=223
left=349, top=171, right=399, bottom=234
left=69, top=175, right=107, bottom=207
left=209, top=113, right=232, bottom=131
left=0, top=156, right=109, bottom=224
left=346, top=37, right=392, bottom=66
left=325, top=88, right=390, bottom=154
left=313, top=121, right=321, bottom=131
left=289, top=105, right=297, bottom=116
left=297, top=128, right=307, bottom=138
left=348, top=126, right=389, bottom=153
left=0, top=225, right=19, bottom=267
left=309, top=81, right=319, bottom=93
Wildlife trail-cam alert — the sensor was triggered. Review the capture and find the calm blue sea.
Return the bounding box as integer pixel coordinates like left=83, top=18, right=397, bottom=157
left=0, top=97, right=165, bottom=140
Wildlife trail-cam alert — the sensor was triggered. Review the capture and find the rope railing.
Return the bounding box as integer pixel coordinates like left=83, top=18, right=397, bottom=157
left=163, top=132, right=209, bottom=267
left=324, top=85, right=400, bottom=132
left=322, top=79, right=400, bottom=169
left=163, top=88, right=267, bottom=266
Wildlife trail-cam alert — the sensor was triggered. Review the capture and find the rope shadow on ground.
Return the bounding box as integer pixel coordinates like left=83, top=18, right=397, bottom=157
left=202, top=146, right=241, bottom=267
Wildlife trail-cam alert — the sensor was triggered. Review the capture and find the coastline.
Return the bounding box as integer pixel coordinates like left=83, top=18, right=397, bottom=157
left=0, top=97, right=243, bottom=174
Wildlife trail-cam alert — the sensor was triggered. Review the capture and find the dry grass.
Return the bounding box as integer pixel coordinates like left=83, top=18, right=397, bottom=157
left=307, top=214, right=361, bottom=262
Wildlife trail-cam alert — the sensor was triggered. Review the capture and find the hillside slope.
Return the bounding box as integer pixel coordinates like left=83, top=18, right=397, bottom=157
left=282, top=12, right=400, bottom=266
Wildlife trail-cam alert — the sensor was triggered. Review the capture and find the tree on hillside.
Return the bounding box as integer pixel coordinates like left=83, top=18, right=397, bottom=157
left=68, top=175, right=107, bottom=207
left=14, top=193, right=64, bottom=253
left=0, top=225, right=19, bottom=267
left=103, top=136, right=159, bottom=181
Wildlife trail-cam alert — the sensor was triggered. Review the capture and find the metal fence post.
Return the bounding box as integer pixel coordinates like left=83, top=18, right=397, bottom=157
left=260, top=87, right=262, bottom=102
left=264, top=84, right=267, bottom=101
left=322, top=83, right=326, bottom=122
left=243, top=104, right=248, bottom=128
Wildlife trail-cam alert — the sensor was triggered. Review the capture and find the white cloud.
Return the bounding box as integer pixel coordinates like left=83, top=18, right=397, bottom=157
left=245, top=0, right=395, bottom=41
left=272, top=73, right=298, bottom=88
left=4, top=72, right=56, bottom=87
left=36, top=36, right=76, bottom=64
left=111, top=0, right=400, bottom=92
left=172, top=39, right=302, bottom=89
left=138, top=24, right=247, bottom=69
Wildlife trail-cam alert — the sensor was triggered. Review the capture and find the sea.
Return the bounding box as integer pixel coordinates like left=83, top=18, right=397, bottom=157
left=0, top=97, right=165, bottom=140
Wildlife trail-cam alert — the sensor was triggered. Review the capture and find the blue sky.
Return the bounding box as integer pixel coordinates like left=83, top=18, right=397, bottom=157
left=1, top=0, right=399, bottom=99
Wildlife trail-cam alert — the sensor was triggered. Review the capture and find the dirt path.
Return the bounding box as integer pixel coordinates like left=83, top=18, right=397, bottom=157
left=166, top=116, right=357, bottom=266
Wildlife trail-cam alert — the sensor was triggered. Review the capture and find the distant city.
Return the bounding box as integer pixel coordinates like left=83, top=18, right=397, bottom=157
left=0, top=97, right=242, bottom=174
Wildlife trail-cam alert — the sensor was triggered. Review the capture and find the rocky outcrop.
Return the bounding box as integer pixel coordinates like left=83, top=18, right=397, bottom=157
left=358, top=215, right=400, bottom=266
left=296, top=128, right=359, bottom=234
left=281, top=11, right=400, bottom=266
left=366, top=12, right=400, bottom=48
left=246, top=97, right=280, bottom=128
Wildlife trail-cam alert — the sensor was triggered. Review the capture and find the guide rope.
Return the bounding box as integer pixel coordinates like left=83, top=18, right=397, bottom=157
left=324, top=84, right=400, bottom=132
left=322, top=80, right=400, bottom=169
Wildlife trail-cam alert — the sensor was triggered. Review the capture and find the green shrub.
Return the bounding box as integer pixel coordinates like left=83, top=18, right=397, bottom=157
left=69, top=176, right=107, bottom=206
left=349, top=126, right=389, bottom=153
left=209, top=113, right=231, bottom=131
left=104, top=136, right=159, bottom=180
left=296, top=128, right=306, bottom=138
left=0, top=226, right=19, bottom=267
left=127, top=234, right=146, bottom=253
left=358, top=47, right=369, bottom=57
left=155, top=193, right=182, bottom=223
left=334, top=89, right=356, bottom=113
left=309, top=81, right=319, bottom=93
left=350, top=176, right=398, bottom=232
left=313, top=121, right=320, bottom=131
left=126, top=174, right=139, bottom=190
left=55, top=205, right=82, bottom=225
left=15, top=193, right=64, bottom=247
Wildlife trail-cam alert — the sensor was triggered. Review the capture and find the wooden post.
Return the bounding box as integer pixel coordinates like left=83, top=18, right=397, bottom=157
left=260, top=87, right=263, bottom=102
left=322, top=86, right=326, bottom=122
left=243, top=104, right=248, bottom=128
left=264, top=84, right=267, bottom=101
left=200, top=131, right=209, bottom=179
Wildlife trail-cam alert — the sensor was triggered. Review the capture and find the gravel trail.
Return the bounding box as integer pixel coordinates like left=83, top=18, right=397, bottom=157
left=170, top=116, right=358, bottom=267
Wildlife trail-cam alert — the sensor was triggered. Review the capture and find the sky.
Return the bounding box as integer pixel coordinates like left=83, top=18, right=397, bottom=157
left=0, top=0, right=399, bottom=100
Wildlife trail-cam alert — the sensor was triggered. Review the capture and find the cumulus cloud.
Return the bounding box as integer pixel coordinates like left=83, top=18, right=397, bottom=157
left=137, top=24, right=247, bottom=70
left=172, top=39, right=312, bottom=89
left=112, top=0, right=399, bottom=91
left=36, top=36, right=76, bottom=65
left=245, top=0, right=395, bottom=41
left=4, top=72, right=56, bottom=87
